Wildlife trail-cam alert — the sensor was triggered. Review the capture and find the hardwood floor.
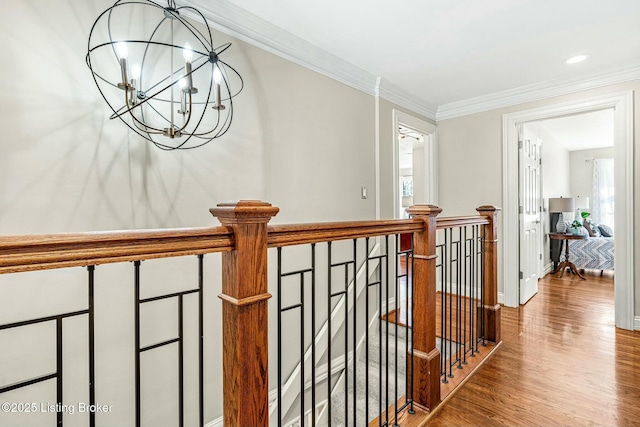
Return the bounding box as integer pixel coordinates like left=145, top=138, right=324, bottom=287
left=423, top=270, right=640, bottom=427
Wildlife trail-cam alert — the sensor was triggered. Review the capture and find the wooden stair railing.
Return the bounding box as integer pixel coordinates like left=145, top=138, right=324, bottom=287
left=0, top=200, right=500, bottom=426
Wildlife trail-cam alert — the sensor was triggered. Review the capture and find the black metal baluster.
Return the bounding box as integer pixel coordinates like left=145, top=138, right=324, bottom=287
left=57, top=317, right=63, bottom=427
left=365, top=237, right=370, bottom=424
left=352, top=239, right=357, bottom=427
left=394, top=235, right=399, bottom=426
left=463, top=228, right=469, bottom=365
left=178, top=294, right=184, bottom=427
left=300, top=272, right=305, bottom=427
left=408, top=235, right=415, bottom=414
left=134, top=260, right=141, bottom=427
left=481, top=228, right=486, bottom=346
left=448, top=229, right=453, bottom=379
left=378, top=241, right=382, bottom=426
left=344, top=260, right=348, bottom=427
left=472, top=226, right=477, bottom=355
left=277, top=247, right=283, bottom=427
left=311, top=244, right=316, bottom=427
left=87, top=265, right=96, bottom=427
left=384, top=235, right=390, bottom=427
left=457, top=229, right=463, bottom=370
left=441, top=232, right=448, bottom=382
left=198, top=254, right=204, bottom=427
left=327, top=242, right=332, bottom=426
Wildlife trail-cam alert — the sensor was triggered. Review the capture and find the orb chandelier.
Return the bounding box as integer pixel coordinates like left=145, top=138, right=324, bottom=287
left=86, top=0, right=243, bottom=150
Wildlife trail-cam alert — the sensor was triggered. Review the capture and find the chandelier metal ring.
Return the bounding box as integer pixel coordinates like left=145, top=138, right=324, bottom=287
left=86, top=0, right=243, bottom=150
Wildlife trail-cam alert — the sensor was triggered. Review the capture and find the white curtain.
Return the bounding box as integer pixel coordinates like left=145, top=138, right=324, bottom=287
left=592, top=158, right=614, bottom=228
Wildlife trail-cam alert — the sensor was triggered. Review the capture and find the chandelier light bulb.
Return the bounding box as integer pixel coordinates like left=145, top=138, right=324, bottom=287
left=131, top=64, right=141, bottom=80
left=183, top=42, right=193, bottom=62
left=213, top=66, right=222, bottom=84
left=115, top=42, right=128, bottom=60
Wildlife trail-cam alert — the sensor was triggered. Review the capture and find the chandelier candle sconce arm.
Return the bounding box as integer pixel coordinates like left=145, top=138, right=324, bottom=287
left=86, top=0, right=243, bottom=150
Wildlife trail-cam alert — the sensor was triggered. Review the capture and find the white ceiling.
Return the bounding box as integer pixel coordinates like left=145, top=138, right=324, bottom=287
left=196, top=0, right=640, bottom=115
left=536, top=109, right=614, bottom=151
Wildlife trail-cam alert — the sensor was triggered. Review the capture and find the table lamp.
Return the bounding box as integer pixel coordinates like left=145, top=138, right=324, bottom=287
left=574, top=196, right=590, bottom=219
left=549, top=197, right=575, bottom=233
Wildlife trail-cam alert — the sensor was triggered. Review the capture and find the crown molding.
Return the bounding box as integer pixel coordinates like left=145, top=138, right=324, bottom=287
left=436, top=61, right=640, bottom=121
left=181, top=1, right=640, bottom=124
left=181, top=0, right=376, bottom=95
left=378, top=78, right=437, bottom=121
left=180, top=0, right=437, bottom=120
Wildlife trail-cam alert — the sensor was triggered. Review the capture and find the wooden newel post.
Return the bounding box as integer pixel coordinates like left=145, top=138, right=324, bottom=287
left=210, top=200, right=279, bottom=427
left=405, top=204, right=442, bottom=411
left=476, top=205, right=501, bottom=344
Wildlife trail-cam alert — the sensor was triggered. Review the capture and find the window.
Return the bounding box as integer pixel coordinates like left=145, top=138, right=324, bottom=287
left=592, top=158, right=614, bottom=229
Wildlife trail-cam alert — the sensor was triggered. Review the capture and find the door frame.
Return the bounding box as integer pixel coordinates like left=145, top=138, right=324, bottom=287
left=502, top=91, right=634, bottom=330
left=392, top=109, right=437, bottom=219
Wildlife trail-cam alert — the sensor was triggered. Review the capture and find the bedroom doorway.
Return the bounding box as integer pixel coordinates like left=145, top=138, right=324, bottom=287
left=518, top=111, right=615, bottom=305
left=503, top=92, right=634, bottom=330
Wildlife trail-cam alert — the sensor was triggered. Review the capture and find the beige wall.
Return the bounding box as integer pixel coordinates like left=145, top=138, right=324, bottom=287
left=438, top=81, right=639, bottom=316
left=0, top=1, right=386, bottom=425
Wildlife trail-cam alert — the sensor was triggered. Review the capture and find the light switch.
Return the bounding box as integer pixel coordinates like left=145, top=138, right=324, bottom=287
left=361, top=186, right=367, bottom=199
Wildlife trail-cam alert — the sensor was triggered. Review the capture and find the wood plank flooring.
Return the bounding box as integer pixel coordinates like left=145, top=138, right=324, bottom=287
left=421, top=270, right=640, bottom=427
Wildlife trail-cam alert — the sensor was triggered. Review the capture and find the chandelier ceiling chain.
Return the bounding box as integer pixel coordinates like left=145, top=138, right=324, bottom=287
left=86, top=0, right=243, bottom=150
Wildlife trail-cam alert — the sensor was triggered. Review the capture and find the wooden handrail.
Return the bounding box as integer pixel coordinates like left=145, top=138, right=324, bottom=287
left=0, top=227, right=234, bottom=274
left=437, top=215, right=490, bottom=229
left=268, top=219, right=423, bottom=247
left=0, top=214, right=492, bottom=274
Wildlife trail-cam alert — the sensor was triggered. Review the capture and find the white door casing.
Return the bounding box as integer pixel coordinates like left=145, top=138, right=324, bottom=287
left=502, top=91, right=634, bottom=330
left=518, top=124, right=541, bottom=304
left=392, top=110, right=437, bottom=219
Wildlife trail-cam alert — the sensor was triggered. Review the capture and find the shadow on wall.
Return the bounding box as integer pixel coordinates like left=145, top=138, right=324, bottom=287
left=0, top=0, right=267, bottom=234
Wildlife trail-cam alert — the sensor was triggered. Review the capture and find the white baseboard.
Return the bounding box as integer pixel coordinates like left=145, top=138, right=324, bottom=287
left=498, top=292, right=504, bottom=305
left=543, top=263, right=553, bottom=275
left=634, top=316, right=640, bottom=331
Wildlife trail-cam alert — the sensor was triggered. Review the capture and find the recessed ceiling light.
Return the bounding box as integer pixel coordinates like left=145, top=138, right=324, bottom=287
left=564, top=54, right=591, bottom=64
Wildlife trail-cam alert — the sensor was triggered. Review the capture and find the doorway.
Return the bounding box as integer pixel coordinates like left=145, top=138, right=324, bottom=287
left=392, top=110, right=437, bottom=220
left=518, top=110, right=615, bottom=305
left=503, top=92, right=634, bottom=329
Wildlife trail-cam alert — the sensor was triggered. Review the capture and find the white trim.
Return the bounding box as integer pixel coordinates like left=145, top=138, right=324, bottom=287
left=543, top=263, right=553, bottom=276
left=378, top=78, right=437, bottom=120
left=437, top=60, right=640, bottom=120
left=501, top=91, right=634, bottom=330
left=180, top=0, right=640, bottom=125
left=498, top=292, right=504, bottom=305
left=180, top=0, right=436, bottom=120
left=375, top=77, right=382, bottom=220
left=392, top=110, right=437, bottom=219
left=634, top=316, right=640, bottom=331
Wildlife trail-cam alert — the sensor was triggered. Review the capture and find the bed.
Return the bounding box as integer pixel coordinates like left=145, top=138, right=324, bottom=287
left=568, top=236, right=614, bottom=271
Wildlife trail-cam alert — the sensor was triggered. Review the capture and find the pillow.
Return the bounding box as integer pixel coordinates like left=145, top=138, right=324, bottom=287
left=583, top=218, right=601, bottom=237
left=598, top=224, right=614, bottom=237
left=576, top=226, right=589, bottom=236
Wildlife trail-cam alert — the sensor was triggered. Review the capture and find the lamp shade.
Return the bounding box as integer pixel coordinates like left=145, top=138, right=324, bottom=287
left=574, top=196, right=590, bottom=210
left=548, top=197, right=575, bottom=213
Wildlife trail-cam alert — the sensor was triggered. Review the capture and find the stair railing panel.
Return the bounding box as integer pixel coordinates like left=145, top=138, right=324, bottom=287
left=0, top=200, right=499, bottom=427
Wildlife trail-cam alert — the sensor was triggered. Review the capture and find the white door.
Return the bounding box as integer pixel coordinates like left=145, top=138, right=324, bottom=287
left=518, top=124, right=542, bottom=304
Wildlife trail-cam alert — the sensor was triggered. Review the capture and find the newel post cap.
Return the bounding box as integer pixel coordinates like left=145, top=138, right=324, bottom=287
left=210, top=200, right=279, bottom=225
left=406, top=204, right=442, bottom=217
left=476, top=205, right=502, bottom=213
